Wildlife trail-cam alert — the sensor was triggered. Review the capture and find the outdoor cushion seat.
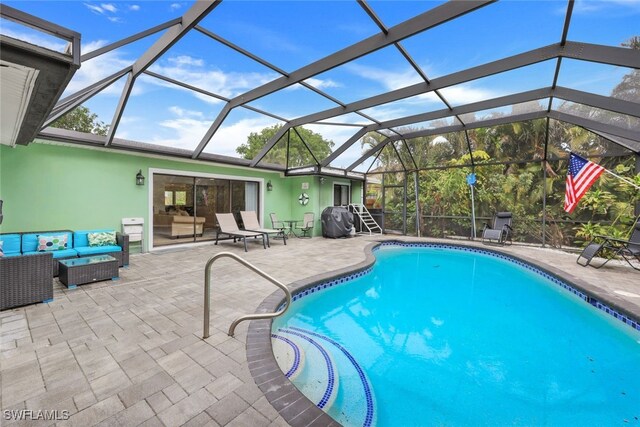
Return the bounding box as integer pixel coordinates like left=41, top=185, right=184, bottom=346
left=74, top=245, right=122, bottom=257
left=22, top=230, right=73, bottom=253
left=23, top=248, right=79, bottom=259
left=73, top=229, right=129, bottom=267
left=73, top=229, right=113, bottom=247
left=21, top=230, right=75, bottom=276
left=1, top=233, right=22, bottom=257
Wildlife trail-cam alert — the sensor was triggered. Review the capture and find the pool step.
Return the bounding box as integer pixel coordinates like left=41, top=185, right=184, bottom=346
left=272, top=330, right=339, bottom=411
left=272, top=333, right=305, bottom=380
left=274, top=327, right=376, bottom=427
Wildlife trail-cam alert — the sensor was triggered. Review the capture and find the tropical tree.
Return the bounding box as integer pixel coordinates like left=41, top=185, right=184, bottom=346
left=51, top=106, right=109, bottom=136
left=236, top=124, right=334, bottom=167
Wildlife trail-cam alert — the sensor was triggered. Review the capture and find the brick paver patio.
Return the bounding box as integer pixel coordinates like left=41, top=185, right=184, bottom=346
left=1, top=236, right=638, bottom=426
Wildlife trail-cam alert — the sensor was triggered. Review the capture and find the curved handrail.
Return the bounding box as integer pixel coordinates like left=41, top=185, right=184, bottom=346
left=203, top=252, right=291, bottom=338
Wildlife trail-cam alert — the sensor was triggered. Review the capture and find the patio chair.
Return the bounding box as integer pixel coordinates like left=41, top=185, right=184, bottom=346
left=481, top=212, right=513, bottom=245
left=215, top=213, right=266, bottom=252
left=240, top=211, right=287, bottom=247
left=295, top=212, right=315, bottom=238
left=577, top=218, right=640, bottom=270
left=269, top=213, right=289, bottom=234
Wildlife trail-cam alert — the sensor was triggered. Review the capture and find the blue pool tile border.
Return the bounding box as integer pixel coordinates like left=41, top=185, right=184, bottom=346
left=290, top=267, right=373, bottom=303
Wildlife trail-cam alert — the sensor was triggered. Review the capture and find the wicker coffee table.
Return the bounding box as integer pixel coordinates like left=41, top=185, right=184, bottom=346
left=59, top=255, right=119, bottom=289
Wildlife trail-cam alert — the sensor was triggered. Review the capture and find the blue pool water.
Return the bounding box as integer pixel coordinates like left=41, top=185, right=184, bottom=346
left=272, top=245, right=640, bottom=426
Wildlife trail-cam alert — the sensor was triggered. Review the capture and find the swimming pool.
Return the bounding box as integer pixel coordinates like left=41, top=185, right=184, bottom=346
left=270, top=243, right=640, bottom=426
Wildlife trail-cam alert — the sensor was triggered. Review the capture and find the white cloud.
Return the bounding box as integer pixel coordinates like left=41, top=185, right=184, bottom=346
left=205, top=116, right=283, bottom=155
left=153, top=117, right=210, bottom=150
left=304, top=77, right=342, bottom=90
left=328, top=142, right=367, bottom=169
left=168, top=106, right=204, bottom=119
left=63, top=44, right=134, bottom=97
left=119, top=116, right=141, bottom=125
left=129, top=4, right=140, bottom=11
left=107, top=16, right=123, bottom=23
left=168, top=55, right=204, bottom=67
left=148, top=57, right=278, bottom=102
left=1, top=28, right=67, bottom=52
left=437, top=85, right=500, bottom=105
left=345, top=63, right=424, bottom=91
left=84, top=3, right=104, bottom=14
left=116, top=107, right=280, bottom=154
left=359, top=105, right=414, bottom=122
left=343, top=62, right=500, bottom=120
left=571, top=0, right=640, bottom=14
left=170, top=3, right=182, bottom=11
left=101, top=3, right=117, bottom=12
left=82, top=39, right=109, bottom=53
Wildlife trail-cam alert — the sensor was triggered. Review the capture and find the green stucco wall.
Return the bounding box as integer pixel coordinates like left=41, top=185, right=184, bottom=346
left=287, top=175, right=363, bottom=237
left=0, top=141, right=364, bottom=245
left=0, top=141, right=290, bottom=246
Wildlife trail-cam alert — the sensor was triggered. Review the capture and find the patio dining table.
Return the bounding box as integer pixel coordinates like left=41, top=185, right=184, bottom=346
left=284, top=220, right=300, bottom=237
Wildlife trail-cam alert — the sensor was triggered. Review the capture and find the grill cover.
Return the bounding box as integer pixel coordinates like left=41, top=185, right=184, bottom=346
left=321, top=206, right=354, bottom=238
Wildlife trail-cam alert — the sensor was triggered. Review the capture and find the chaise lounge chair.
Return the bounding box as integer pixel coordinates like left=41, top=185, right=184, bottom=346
left=215, top=213, right=266, bottom=252
left=240, top=211, right=287, bottom=247
left=481, top=212, right=513, bottom=245
left=577, top=217, right=640, bottom=270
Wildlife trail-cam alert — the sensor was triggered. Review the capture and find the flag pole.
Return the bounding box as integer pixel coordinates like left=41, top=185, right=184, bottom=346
left=604, top=169, right=640, bottom=191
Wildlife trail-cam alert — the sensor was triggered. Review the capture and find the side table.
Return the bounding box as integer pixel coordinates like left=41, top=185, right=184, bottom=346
left=59, top=255, right=119, bottom=289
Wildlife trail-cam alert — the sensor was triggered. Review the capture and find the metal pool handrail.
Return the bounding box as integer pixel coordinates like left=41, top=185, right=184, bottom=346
left=203, top=252, right=292, bottom=338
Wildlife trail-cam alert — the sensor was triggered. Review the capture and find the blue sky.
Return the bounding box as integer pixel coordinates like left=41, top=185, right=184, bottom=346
left=2, top=0, right=638, bottom=167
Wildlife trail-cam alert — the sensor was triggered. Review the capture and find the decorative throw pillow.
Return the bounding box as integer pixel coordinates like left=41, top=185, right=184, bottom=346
left=37, top=234, right=68, bottom=252
left=88, top=231, right=116, bottom=247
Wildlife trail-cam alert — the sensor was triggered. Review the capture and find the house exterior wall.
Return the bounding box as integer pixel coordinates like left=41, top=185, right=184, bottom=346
left=0, top=141, right=290, bottom=248
left=0, top=141, right=364, bottom=245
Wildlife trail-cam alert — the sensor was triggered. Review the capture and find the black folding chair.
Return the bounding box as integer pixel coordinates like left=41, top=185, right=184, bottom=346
left=481, top=212, right=513, bottom=245
left=577, top=218, right=640, bottom=271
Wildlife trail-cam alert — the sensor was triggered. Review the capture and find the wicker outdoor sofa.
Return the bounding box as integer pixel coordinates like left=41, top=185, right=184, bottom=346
left=1, top=229, right=129, bottom=310
left=0, top=252, right=53, bottom=310
left=16, top=229, right=130, bottom=276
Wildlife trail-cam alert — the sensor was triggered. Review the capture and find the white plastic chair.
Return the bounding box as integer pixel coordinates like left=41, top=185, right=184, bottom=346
left=122, top=217, right=144, bottom=253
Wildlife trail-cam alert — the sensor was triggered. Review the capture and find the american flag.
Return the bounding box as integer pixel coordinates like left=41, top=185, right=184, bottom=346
left=564, top=153, right=605, bottom=213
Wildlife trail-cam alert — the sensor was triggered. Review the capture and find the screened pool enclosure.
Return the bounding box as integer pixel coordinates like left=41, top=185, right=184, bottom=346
left=2, top=0, right=639, bottom=247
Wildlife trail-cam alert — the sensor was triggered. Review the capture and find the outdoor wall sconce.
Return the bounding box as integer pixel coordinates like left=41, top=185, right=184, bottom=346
left=266, top=180, right=273, bottom=191
left=136, top=170, right=145, bottom=186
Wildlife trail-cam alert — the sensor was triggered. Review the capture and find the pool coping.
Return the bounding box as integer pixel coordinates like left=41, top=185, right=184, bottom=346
left=246, top=238, right=640, bottom=427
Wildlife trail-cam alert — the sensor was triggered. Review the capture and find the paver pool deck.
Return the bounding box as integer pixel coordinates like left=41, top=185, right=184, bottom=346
left=1, top=236, right=638, bottom=426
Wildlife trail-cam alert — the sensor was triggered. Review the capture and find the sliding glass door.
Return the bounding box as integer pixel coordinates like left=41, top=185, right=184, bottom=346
left=194, top=178, right=222, bottom=243
left=152, top=173, right=260, bottom=248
